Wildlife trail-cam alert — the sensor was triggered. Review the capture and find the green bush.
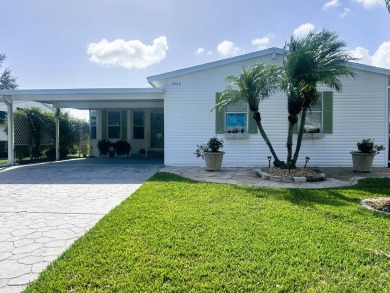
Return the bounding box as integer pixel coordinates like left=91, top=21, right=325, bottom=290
left=0, top=140, right=6, bottom=158
left=97, top=139, right=112, bottom=156
left=113, top=140, right=131, bottom=157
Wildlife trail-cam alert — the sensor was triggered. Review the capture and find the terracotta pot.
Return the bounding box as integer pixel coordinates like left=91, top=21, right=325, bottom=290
left=204, top=151, right=225, bottom=171
left=350, top=151, right=375, bottom=172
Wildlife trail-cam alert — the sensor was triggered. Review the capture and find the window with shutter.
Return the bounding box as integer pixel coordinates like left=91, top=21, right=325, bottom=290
left=294, top=91, right=333, bottom=135
left=215, top=93, right=257, bottom=136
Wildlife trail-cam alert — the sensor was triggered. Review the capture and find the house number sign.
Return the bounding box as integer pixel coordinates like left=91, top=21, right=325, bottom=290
left=171, top=82, right=181, bottom=86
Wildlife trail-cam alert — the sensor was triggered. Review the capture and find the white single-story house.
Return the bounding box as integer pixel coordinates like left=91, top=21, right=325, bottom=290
left=1, top=47, right=389, bottom=167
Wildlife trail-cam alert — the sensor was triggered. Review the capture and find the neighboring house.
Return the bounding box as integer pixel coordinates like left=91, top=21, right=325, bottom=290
left=0, top=101, right=53, bottom=141
left=1, top=47, right=389, bottom=167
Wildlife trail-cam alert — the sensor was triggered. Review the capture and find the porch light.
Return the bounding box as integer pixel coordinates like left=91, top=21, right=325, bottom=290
left=267, top=156, right=272, bottom=168
left=304, top=157, right=310, bottom=169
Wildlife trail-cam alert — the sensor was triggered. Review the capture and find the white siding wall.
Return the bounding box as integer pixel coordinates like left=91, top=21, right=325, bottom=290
left=164, top=54, right=389, bottom=167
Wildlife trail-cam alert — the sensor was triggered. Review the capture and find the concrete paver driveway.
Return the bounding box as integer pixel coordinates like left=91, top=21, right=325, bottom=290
left=0, top=159, right=161, bottom=292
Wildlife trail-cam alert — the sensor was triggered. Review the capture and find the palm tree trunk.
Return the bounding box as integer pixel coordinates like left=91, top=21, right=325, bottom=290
left=292, top=106, right=307, bottom=167
left=253, top=111, right=284, bottom=167
left=286, top=122, right=294, bottom=165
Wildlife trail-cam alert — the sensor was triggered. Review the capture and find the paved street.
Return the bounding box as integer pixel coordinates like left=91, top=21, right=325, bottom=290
left=0, top=159, right=161, bottom=292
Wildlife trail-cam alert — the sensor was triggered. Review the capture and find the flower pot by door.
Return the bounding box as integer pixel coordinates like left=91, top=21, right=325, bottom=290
left=204, top=152, right=225, bottom=171
left=350, top=152, right=375, bottom=172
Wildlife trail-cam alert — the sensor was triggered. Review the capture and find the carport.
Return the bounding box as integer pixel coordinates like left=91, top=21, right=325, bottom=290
left=0, top=88, right=164, bottom=165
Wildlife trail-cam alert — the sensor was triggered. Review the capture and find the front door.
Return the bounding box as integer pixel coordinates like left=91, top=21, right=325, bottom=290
left=151, top=113, right=164, bottom=148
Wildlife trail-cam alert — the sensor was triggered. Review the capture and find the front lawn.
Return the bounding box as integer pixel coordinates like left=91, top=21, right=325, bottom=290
left=25, top=173, right=390, bottom=292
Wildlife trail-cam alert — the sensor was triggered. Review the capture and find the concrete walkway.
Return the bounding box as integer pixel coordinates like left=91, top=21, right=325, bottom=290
left=0, top=159, right=161, bottom=292
left=160, top=166, right=390, bottom=188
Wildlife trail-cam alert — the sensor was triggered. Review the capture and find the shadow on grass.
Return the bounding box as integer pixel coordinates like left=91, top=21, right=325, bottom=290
left=151, top=173, right=390, bottom=212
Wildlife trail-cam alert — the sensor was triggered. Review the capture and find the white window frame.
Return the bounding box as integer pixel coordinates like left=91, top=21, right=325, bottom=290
left=225, top=101, right=248, bottom=134
left=107, top=110, right=121, bottom=139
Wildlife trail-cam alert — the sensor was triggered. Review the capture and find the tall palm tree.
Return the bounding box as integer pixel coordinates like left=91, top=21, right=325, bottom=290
left=215, top=63, right=285, bottom=167
left=282, top=29, right=356, bottom=168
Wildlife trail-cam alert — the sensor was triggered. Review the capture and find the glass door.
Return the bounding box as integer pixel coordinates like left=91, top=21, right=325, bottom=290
left=151, top=113, right=164, bottom=148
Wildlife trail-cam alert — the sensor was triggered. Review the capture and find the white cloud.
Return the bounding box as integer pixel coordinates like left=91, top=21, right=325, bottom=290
left=349, top=42, right=390, bottom=69
left=339, top=7, right=352, bottom=17
left=323, top=0, right=341, bottom=9
left=217, top=40, right=244, bottom=57
left=251, top=37, right=271, bottom=50
left=195, top=48, right=205, bottom=55
left=353, top=0, right=384, bottom=8
left=87, top=36, right=168, bottom=69
left=207, top=51, right=213, bottom=56
left=293, top=23, right=315, bottom=39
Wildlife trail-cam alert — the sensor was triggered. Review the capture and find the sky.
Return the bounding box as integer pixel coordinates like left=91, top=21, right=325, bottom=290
left=0, top=0, right=389, bottom=120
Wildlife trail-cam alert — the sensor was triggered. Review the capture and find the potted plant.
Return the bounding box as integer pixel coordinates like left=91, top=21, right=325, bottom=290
left=113, top=139, right=131, bottom=157
left=350, top=138, right=385, bottom=172
left=97, top=139, right=112, bottom=157
left=194, top=136, right=225, bottom=171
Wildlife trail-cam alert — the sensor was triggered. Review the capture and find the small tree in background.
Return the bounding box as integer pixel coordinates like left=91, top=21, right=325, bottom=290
left=0, top=53, right=18, bottom=90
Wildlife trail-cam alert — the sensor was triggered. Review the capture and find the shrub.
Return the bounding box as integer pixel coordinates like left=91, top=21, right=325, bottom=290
left=97, top=139, right=112, bottom=156
left=113, top=140, right=131, bottom=157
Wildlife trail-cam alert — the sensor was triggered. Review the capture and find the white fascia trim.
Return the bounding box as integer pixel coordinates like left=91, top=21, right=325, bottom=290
left=0, top=88, right=164, bottom=96
left=347, top=62, right=390, bottom=76
left=147, top=47, right=284, bottom=84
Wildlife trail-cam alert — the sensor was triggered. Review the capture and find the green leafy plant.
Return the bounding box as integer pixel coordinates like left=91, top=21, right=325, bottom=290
left=194, top=136, right=224, bottom=159
left=113, top=139, right=131, bottom=157
left=357, top=138, right=385, bottom=154
left=97, top=139, right=112, bottom=156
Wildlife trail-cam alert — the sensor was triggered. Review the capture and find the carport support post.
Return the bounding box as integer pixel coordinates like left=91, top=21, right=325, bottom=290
left=55, top=108, right=60, bottom=161
left=4, top=96, right=15, bottom=165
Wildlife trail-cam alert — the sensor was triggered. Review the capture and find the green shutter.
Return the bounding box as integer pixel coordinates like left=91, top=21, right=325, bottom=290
left=248, top=112, right=258, bottom=134
left=215, top=93, right=225, bottom=134
left=101, top=110, right=107, bottom=139
left=121, top=110, right=127, bottom=140
left=322, top=91, right=333, bottom=134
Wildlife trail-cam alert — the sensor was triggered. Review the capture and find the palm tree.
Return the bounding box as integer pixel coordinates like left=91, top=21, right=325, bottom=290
left=282, top=29, right=356, bottom=168
left=215, top=63, right=285, bottom=167
left=385, top=0, right=390, bottom=12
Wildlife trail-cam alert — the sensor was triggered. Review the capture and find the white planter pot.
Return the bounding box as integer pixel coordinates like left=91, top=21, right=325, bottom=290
left=204, top=151, right=225, bottom=171
left=350, top=151, right=376, bottom=172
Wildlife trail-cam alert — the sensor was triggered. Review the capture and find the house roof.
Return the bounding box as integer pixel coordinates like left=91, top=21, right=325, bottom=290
left=147, top=47, right=390, bottom=87
left=147, top=47, right=284, bottom=87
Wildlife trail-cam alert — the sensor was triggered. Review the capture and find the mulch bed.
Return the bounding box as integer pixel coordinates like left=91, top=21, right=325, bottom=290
left=364, top=197, right=390, bottom=213
left=262, top=167, right=317, bottom=177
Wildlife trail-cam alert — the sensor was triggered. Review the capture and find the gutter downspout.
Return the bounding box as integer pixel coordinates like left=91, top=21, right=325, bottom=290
left=2, top=95, right=14, bottom=166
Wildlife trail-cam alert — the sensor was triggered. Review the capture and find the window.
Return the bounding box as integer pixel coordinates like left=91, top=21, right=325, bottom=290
left=304, top=98, right=322, bottom=133
left=215, top=93, right=257, bottom=135
left=108, top=111, right=120, bottom=139
left=90, top=110, right=96, bottom=139
left=296, top=91, right=333, bottom=136
left=133, top=111, right=144, bottom=139
left=226, top=101, right=247, bottom=133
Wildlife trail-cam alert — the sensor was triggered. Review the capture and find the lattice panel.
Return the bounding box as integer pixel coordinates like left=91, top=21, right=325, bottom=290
left=14, top=115, right=54, bottom=146
left=41, top=124, right=55, bottom=145
left=14, top=115, right=30, bottom=146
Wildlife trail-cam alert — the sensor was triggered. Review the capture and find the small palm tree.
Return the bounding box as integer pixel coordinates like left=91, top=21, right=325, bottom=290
left=283, top=29, right=356, bottom=167
left=215, top=63, right=285, bottom=167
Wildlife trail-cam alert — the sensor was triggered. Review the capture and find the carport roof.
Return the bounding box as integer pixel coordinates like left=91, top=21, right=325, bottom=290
left=0, top=88, right=165, bottom=109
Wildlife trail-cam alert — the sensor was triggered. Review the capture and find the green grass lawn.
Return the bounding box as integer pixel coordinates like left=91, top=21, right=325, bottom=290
left=25, top=173, right=390, bottom=292
left=0, top=158, right=7, bottom=164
